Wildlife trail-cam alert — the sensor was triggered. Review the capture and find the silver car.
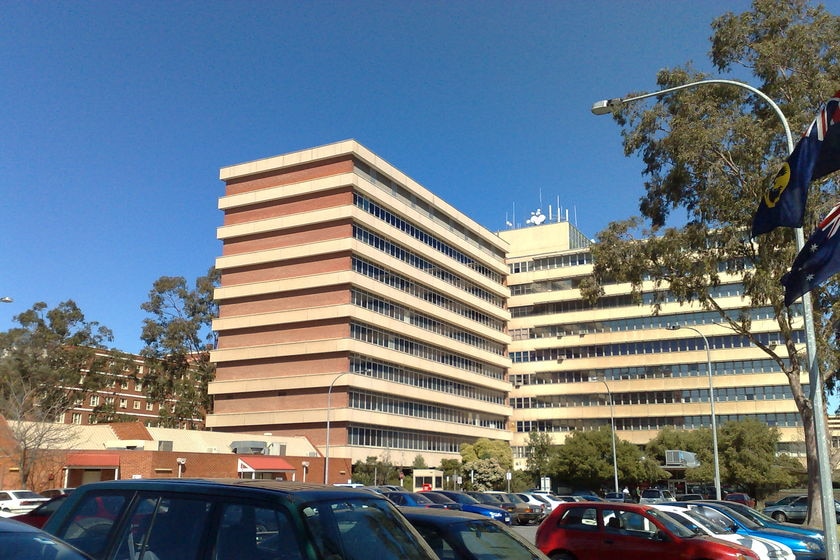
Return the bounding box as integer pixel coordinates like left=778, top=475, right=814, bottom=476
left=638, top=488, right=676, bottom=504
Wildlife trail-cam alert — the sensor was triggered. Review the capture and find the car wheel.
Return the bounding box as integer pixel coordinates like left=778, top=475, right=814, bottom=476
left=772, top=512, right=788, bottom=522
left=550, top=552, right=574, bottom=560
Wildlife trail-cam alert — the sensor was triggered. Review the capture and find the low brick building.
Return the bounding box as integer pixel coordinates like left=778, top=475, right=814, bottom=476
left=0, top=418, right=352, bottom=492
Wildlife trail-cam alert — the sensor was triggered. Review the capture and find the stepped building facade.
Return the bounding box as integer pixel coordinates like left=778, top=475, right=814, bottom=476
left=208, top=140, right=806, bottom=471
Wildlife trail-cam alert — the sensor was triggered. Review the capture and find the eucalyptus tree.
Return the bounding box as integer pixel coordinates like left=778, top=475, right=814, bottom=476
left=140, top=268, right=219, bottom=429
left=0, top=300, right=120, bottom=486
left=581, top=0, right=840, bottom=525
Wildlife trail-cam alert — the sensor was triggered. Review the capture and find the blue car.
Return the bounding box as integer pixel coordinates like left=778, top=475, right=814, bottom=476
left=700, top=500, right=825, bottom=543
left=431, top=491, right=512, bottom=525
left=672, top=501, right=824, bottom=560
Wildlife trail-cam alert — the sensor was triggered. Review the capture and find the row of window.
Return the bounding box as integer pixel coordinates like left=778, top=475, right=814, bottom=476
left=350, top=323, right=506, bottom=379
left=351, top=288, right=505, bottom=355
left=349, top=390, right=506, bottom=430
left=89, top=394, right=156, bottom=411
left=511, top=384, right=796, bottom=409
left=508, top=250, right=592, bottom=274
left=509, top=358, right=793, bottom=386
left=350, top=355, right=506, bottom=405
left=516, top=411, right=802, bottom=433
left=353, top=225, right=505, bottom=308
left=353, top=193, right=503, bottom=284
left=354, top=162, right=507, bottom=261
left=509, top=331, right=803, bottom=363
left=353, top=256, right=505, bottom=331
left=349, top=424, right=463, bottom=453
left=509, top=283, right=749, bottom=318
left=510, top=307, right=779, bottom=341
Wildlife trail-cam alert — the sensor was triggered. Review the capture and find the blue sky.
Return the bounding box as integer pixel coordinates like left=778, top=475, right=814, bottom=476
left=3, top=0, right=805, bottom=352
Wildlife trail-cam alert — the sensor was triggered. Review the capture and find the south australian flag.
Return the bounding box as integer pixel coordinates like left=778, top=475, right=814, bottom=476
left=752, top=91, right=840, bottom=237
left=781, top=202, right=840, bottom=306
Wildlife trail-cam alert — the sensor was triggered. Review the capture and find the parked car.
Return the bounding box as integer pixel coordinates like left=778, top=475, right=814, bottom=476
left=417, top=491, right=461, bottom=510
left=0, top=516, right=94, bottom=560
left=516, top=492, right=551, bottom=518
left=12, top=495, right=69, bottom=528
left=535, top=500, right=761, bottom=560
left=0, top=490, right=49, bottom=516
left=605, top=491, right=634, bottom=503
left=673, top=501, right=824, bottom=560
left=383, top=491, right=449, bottom=508
left=402, top=507, right=549, bottom=560
left=726, top=492, right=758, bottom=508
left=485, top=492, right=543, bottom=525
left=704, top=500, right=825, bottom=546
left=653, top=504, right=795, bottom=560
left=676, top=493, right=705, bottom=501
left=43, top=478, right=439, bottom=560
left=431, top=491, right=512, bottom=525
left=638, top=488, right=676, bottom=505
left=40, top=488, right=76, bottom=499
left=762, top=495, right=840, bottom=524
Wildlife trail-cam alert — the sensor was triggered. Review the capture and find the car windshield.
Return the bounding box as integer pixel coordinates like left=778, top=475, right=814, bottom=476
left=711, top=502, right=767, bottom=528
left=641, top=490, right=661, bottom=498
left=646, top=508, right=695, bottom=538
left=698, top=505, right=760, bottom=529
left=447, top=494, right=479, bottom=505
left=11, top=491, right=44, bottom=500
left=683, top=509, right=734, bottom=534
left=416, top=519, right=544, bottom=560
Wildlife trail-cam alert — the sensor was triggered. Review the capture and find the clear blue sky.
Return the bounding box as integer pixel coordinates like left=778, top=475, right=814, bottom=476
left=3, top=0, right=804, bottom=353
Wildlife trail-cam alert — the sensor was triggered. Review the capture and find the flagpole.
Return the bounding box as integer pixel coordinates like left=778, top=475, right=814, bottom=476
left=593, top=80, right=837, bottom=559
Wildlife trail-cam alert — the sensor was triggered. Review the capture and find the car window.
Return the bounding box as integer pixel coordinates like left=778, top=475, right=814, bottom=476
left=54, top=492, right=129, bottom=558
left=113, top=495, right=212, bottom=560
left=558, top=506, right=597, bottom=530
left=302, top=497, right=433, bottom=560
left=641, top=490, right=659, bottom=498
left=211, top=502, right=303, bottom=560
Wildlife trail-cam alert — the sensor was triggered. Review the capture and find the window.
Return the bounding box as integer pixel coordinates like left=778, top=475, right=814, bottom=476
left=71, top=413, right=82, bottom=425
left=119, top=398, right=128, bottom=409
left=90, top=395, right=100, bottom=406
left=146, top=402, right=154, bottom=411
left=133, top=401, right=140, bottom=410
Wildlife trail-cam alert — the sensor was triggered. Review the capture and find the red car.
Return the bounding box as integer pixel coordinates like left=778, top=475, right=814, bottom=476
left=535, top=501, right=759, bottom=560
left=12, top=495, right=68, bottom=528
left=724, top=492, right=756, bottom=508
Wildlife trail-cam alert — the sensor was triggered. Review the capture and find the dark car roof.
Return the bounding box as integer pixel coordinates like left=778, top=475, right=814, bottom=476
left=55, top=478, right=384, bottom=505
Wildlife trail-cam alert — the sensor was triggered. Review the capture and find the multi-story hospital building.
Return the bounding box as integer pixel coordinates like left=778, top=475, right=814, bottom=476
left=207, top=140, right=805, bottom=469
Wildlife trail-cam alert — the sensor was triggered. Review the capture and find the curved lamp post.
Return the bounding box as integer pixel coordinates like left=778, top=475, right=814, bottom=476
left=324, top=372, right=350, bottom=484
left=667, top=325, right=720, bottom=500
left=593, top=79, right=837, bottom=558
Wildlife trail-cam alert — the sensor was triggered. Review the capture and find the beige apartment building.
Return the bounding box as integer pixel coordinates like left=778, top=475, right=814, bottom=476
left=207, top=140, right=805, bottom=471
left=208, top=140, right=513, bottom=469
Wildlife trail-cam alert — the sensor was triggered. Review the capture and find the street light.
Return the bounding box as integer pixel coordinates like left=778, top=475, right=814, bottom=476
left=0, top=297, right=12, bottom=303
left=593, top=80, right=838, bottom=558
left=591, top=377, right=619, bottom=493
left=667, top=325, right=721, bottom=500
left=324, top=372, right=350, bottom=484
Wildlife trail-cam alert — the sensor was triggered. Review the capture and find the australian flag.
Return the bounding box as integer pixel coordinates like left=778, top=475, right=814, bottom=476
left=781, top=202, right=840, bottom=306
left=752, top=91, right=840, bottom=237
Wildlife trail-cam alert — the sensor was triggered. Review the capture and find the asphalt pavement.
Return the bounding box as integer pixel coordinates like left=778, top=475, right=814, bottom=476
left=512, top=523, right=538, bottom=543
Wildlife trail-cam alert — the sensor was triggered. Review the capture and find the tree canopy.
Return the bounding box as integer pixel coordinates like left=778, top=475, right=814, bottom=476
left=139, top=268, right=219, bottom=428
left=582, top=0, right=840, bottom=525
left=0, top=300, right=122, bottom=486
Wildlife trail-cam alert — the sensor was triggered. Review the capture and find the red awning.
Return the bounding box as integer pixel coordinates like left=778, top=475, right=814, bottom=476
left=238, top=456, right=295, bottom=472
left=66, top=453, right=120, bottom=467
